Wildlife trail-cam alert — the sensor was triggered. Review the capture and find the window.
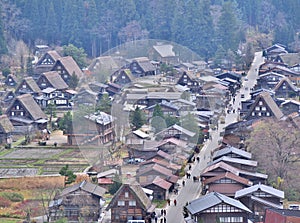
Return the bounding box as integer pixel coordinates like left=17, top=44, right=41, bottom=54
left=129, top=200, right=136, bottom=206
left=219, top=216, right=243, bottom=222
left=22, top=84, right=26, bottom=88
left=125, top=192, right=129, bottom=198
left=11, top=112, right=14, bottom=116
left=255, top=107, right=260, bottom=111
left=122, top=75, right=125, bottom=79
left=118, top=200, right=125, bottom=206
left=20, top=112, right=23, bottom=116
left=252, top=112, right=255, bottom=116
left=261, top=107, right=266, bottom=111
left=266, top=112, right=270, bottom=116
left=16, top=105, right=19, bottom=110
left=259, top=101, right=263, bottom=105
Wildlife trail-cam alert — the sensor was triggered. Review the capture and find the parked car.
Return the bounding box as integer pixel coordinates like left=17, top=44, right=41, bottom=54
left=127, top=158, right=145, bottom=164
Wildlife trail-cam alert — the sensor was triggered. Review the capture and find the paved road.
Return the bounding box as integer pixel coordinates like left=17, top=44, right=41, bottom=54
left=163, top=52, right=265, bottom=223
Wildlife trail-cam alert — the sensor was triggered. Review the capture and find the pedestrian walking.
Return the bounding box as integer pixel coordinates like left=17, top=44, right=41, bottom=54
left=160, top=218, right=163, bottom=223
left=167, top=199, right=170, bottom=206
left=196, top=157, right=200, bottom=163
left=182, top=180, right=185, bottom=187
left=155, top=216, right=158, bottom=223
left=189, top=164, right=192, bottom=170
left=174, top=199, right=177, bottom=206
left=164, top=217, right=166, bottom=223
left=163, top=209, right=166, bottom=216
left=161, top=209, right=164, bottom=216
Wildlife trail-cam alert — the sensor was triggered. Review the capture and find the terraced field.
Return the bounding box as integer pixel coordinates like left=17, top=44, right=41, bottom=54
left=0, top=147, right=90, bottom=177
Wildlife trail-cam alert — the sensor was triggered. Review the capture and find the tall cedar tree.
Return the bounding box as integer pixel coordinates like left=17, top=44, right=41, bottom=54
left=131, top=106, right=145, bottom=130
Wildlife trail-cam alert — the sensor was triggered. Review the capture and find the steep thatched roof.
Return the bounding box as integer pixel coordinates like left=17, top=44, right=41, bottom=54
left=40, top=71, right=68, bottom=89
left=0, top=115, right=14, bottom=133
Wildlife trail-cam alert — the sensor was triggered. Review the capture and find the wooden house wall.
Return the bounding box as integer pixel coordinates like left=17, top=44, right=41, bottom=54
left=281, top=103, right=300, bottom=115
left=275, top=84, right=298, bottom=98
left=52, top=62, right=70, bottom=84
left=113, top=71, right=132, bottom=85
left=194, top=211, right=248, bottom=223
left=145, top=184, right=168, bottom=200
left=110, top=188, right=147, bottom=223
left=207, top=182, right=246, bottom=197
left=51, top=190, right=102, bottom=222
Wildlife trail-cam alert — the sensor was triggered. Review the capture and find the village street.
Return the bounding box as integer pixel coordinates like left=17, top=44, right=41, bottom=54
left=162, top=52, right=264, bottom=223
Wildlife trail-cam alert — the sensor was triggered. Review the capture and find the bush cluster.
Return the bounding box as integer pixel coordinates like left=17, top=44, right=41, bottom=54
left=1, top=192, right=24, bottom=202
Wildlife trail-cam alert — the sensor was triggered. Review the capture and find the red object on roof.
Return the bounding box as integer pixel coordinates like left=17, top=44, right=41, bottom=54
left=98, top=178, right=113, bottom=185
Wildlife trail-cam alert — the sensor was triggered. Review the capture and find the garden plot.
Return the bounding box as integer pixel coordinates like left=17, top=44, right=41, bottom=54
left=2, top=148, right=64, bottom=159
left=0, top=168, right=38, bottom=177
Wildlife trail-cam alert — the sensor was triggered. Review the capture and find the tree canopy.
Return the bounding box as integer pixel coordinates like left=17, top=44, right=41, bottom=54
left=247, top=119, right=300, bottom=189
left=1, top=0, right=300, bottom=59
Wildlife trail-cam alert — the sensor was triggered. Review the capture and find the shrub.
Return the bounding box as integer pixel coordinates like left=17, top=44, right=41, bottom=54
left=0, top=196, right=11, bottom=207
left=2, top=192, right=24, bottom=202
left=285, top=187, right=300, bottom=201
left=1, top=67, right=11, bottom=77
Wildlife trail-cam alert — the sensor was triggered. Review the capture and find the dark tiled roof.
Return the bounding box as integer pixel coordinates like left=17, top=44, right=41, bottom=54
left=267, top=208, right=300, bottom=217
left=187, top=192, right=252, bottom=215
left=40, top=71, right=68, bottom=89
left=213, top=146, right=252, bottom=160
left=203, top=172, right=253, bottom=186
left=210, top=156, right=258, bottom=167
left=235, top=183, right=284, bottom=199
left=143, top=176, right=172, bottom=190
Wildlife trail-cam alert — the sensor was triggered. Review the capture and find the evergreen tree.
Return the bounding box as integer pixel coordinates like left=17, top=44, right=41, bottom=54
left=59, top=164, right=76, bottom=185
left=216, top=1, right=242, bottom=51
left=180, top=113, right=200, bottom=144
left=45, top=1, right=59, bottom=44
left=152, top=104, right=164, bottom=118
left=0, top=10, right=7, bottom=56
left=97, top=93, right=111, bottom=114
left=58, top=111, right=73, bottom=134
left=130, top=106, right=146, bottom=130
left=63, top=44, right=87, bottom=69
left=68, top=72, right=79, bottom=89
left=26, top=56, right=34, bottom=76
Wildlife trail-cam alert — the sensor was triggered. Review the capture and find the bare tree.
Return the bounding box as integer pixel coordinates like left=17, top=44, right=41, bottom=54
left=246, top=118, right=300, bottom=186
left=39, top=187, right=61, bottom=222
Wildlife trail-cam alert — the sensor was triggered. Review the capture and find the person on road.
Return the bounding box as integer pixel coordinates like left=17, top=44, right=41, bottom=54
left=167, top=199, right=170, bottom=206
left=182, top=180, right=185, bottom=187
left=174, top=199, right=177, bottom=206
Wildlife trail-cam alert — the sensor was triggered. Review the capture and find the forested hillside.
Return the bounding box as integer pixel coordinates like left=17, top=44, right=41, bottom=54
left=0, top=0, right=300, bottom=60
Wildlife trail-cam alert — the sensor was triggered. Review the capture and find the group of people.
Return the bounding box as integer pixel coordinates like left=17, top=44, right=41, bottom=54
left=167, top=198, right=177, bottom=206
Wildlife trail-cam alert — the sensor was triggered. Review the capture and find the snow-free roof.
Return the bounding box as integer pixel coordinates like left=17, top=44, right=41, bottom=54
left=187, top=192, right=252, bottom=215
left=213, top=146, right=252, bottom=160
left=235, top=183, right=284, bottom=199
